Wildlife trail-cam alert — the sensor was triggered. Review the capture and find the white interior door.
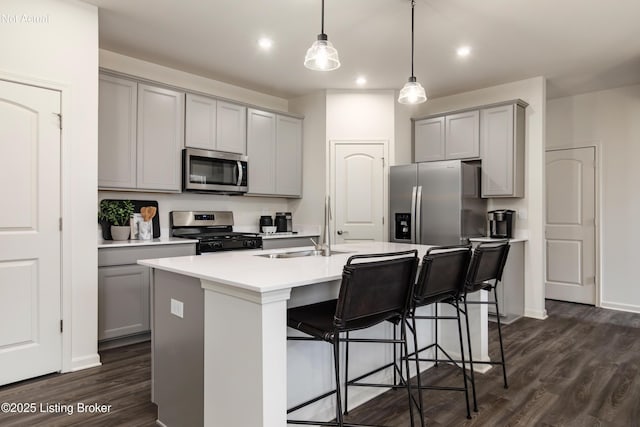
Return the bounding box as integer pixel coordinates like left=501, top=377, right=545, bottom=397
left=545, top=147, right=596, bottom=304
left=0, top=80, right=62, bottom=385
left=331, top=141, right=386, bottom=243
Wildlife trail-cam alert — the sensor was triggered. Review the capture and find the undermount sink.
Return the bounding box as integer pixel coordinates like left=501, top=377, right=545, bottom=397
left=257, top=249, right=352, bottom=259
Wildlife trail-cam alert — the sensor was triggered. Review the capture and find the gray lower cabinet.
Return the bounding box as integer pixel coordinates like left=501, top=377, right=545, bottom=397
left=98, top=243, right=196, bottom=348
left=262, top=235, right=319, bottom=250
left=247, top=108, right=303, bottom=197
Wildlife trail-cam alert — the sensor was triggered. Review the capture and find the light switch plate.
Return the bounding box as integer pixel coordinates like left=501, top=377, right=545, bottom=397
left=170, top=298, right=184, bottom=318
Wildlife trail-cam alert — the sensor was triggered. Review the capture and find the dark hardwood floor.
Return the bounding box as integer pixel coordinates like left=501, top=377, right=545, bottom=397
left=0, top=300, right=638, bottom=426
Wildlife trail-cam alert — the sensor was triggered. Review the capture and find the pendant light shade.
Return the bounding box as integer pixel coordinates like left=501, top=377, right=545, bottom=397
left=304, top=0, right=340, bottom=71
left=398, top=0, right=427, bottom=104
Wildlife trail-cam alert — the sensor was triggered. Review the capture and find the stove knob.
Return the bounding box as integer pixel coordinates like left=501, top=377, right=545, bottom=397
left=213, top=241, right=223, bottom=249
left=245, top=240, right=255, bottom=248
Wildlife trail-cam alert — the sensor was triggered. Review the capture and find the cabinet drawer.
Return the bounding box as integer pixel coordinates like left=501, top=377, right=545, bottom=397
left=98, top=243, right=196, bottom=267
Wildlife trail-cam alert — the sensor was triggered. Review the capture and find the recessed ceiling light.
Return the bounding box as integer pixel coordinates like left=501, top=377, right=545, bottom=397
left=258, top=38, right=273, bottom=50
left=457, top=46, right=471, bottom=57
left=356, top=76, right=367, bottom=86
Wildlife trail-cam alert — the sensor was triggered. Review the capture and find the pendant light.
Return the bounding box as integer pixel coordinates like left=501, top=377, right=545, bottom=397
left=398, top=0, right=427, bottom=104
left=304, top=0, right=341, bottom=71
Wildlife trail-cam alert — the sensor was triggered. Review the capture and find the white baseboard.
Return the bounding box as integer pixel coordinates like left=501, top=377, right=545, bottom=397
left=69, top=354, right=101, bottom=372
left=600, top=301, right=640, bottom=314
left=445, top=350, right=492, bottom=374
left=524, top=308, right=548, bottom=320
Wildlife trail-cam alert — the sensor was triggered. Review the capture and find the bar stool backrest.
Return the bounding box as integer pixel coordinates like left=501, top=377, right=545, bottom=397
left=413, top=245, right=472, bottom=307
left=333, top=250, right=418, bottom=330
left=466, top=242, right=510, bottom=293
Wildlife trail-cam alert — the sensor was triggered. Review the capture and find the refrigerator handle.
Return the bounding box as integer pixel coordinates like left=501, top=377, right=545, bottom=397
left=410, top=186, right=417, bottom=244
left=415, top=186, right=423, bottom=244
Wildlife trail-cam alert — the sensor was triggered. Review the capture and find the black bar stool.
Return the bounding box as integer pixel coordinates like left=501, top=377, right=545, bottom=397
left=461, top=240, right=511, bottom=412
left=287, top=250, right=419, bottom=427
left=407, top=245, right=473, bottom=424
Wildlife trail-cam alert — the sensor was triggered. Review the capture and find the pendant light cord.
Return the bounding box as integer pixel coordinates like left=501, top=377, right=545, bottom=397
left=411, top=0, right=415, bottom=78
left=321, top=0, right=325, bottom=34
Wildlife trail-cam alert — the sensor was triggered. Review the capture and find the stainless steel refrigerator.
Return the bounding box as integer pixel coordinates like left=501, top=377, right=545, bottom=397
left=390, top=160, right=487, bottom=245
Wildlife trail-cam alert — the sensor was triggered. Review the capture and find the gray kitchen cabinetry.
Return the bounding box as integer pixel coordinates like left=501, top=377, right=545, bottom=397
left=247, top=108, right=303, bottom=197
left=98, top=242, right=196, bottom=349
left=414, top=111, right=479, bottom=162
left=262, top=235, right=319, bottom=250
left=480, top=102, right=526, bottom=198
left=98, top=72, right=184, bottom=192
left=185, top=93, right=246, bottom=154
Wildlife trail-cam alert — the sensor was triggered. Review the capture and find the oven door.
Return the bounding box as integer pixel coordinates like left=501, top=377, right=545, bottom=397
left=183, top=148, right=248, bottom=194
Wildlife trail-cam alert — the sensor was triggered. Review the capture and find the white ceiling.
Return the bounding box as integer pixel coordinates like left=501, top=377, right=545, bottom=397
left=84, top=0, right=640, bottom=100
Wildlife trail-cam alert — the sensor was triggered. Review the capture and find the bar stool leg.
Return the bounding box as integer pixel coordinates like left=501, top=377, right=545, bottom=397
left=332, top=336, right=344, bottom=426
left=493, top=286, right=508, bottom=389
left=434, top=303, right=439, bottom=367
left=463, top=295, right=479, bottom=412
left=400, top=320, right=416, bottom=427
left=344, top=331, right=350, bottom=415
left=411, top=313, right=425, bottom=427
left=393, top=325, right=399, bottom=386
left=455, top=300, right=472, bottom=419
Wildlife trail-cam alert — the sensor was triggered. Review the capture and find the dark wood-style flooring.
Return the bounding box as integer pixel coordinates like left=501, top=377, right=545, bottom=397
left=1, top=300, right=639, bottom=426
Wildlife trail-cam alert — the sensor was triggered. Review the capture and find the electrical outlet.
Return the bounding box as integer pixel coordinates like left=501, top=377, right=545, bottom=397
left=170, top=298, right=184, bottom=318
left=518, top=209, right=527, bottom=220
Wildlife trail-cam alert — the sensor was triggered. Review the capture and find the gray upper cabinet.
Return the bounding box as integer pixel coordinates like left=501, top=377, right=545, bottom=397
left=445, top=110, right=480, bottom=159
left=98, top=73, right=184, bottom=192
left=247, top=108, right=276, bottom=194
left=414, top=111, right=479, bottom=162
left=247, top=109, right=303, bottom=197
left=275, top=115, right=303, bottom=197
left=185, top=93, right=216, bottom=151
left=414, top=116, right=445, bottom=162
left=98, top=74, right=137, bottom=189
left=480, top=102, right=526, bottom=198
left=216, top=101, right=246, bottom=154
left=137, top=84, right=184, bottom=192
left=185, top=95, right=247, bottom=154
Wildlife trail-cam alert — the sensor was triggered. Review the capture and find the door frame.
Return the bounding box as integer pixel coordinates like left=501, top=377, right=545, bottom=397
left=545, top=145, right=600, bottom=307
left=328, top=139, right=390, bottom=243
left=0, top=70, right=73, bottom=372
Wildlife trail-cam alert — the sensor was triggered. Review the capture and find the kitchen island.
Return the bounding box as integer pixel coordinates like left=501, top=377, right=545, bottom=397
left=139, top=241, right=489, bottom=427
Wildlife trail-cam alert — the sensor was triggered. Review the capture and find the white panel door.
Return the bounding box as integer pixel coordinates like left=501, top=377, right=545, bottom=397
left=545, top=147, right=596, bottom=304
left=0, top=80, right=61, bottom=385
left=333, top=142, right=385, bottom=243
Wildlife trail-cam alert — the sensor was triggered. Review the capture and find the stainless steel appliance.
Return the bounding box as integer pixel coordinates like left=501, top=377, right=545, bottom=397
left=390, top=160, right=487, bottom=245
left=488, top=209, right=515, bottom=238
left=170, top=211, right=262, bottom=254
left=275, top=212, right=293, bottom=232
left=182, top=148, right=248, bottom=194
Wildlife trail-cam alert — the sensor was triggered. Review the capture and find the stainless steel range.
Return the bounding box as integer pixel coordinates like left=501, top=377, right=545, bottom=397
left=170, top=211, right=262, bottom=254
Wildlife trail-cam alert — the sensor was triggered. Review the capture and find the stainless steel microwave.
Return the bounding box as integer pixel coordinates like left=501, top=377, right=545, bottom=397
left=182, top=148, right=248, bottom=194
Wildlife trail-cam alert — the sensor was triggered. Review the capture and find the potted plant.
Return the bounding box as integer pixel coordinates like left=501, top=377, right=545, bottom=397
left=98, top=200, right=135, bottom=241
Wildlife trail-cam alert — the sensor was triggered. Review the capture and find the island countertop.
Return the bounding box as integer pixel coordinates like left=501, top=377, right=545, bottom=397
left=138, top=241, right=432, bottom=294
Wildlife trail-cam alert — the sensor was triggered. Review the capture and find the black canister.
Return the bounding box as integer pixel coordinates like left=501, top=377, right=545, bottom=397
left=274, top=214, right=287, bottom=232
left=259, top=215, right=273, bottom=228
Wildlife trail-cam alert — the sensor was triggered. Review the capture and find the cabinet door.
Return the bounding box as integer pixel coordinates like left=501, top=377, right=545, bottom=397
left=445, top=110, right=479, bottom=159
left=216, top=101, right=246, bottom=154
left=275, top=115, right=302, bottom=197
left=137, top=84, right=184, bottom=191
left=185, top=93, right=216, bottom=150
left=414, top=117, right=445, bottom=162
left=247, top=108, right=276, bottom=194
left=98, top=264, right=150, bottom=340
left=98, top=74, right=137, bottom=189
left=481, top=104, right=516, bottom=197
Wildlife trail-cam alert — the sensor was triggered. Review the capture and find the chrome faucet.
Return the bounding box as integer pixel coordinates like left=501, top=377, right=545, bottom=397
left=310, top=195, right=332, bottom=256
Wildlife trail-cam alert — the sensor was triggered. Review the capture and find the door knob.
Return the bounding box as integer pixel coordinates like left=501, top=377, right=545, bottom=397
left=337, top=230, right=343, bottom=235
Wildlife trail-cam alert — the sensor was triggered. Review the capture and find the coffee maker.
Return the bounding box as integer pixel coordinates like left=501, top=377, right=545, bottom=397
left=275, top=212, right=293, bottom=232
left=488, top=209, right=515, bottom=239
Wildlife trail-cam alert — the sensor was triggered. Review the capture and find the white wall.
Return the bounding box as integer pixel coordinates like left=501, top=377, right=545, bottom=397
left=0, top=0, right=100, bottom=370
left=547, top=84, right=640, bottom=313
left=402, top=77, right=548, bottom=319
left=288, top=91, right=327, bottom=228
left=100, top=50, right=288, bottom=112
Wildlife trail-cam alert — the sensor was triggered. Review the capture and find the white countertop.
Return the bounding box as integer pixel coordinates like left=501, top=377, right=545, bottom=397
left=98, top=236, right=198, bottom=249
left=138, top=241, right=432, bottom=294
left=469, top=237, right=528, bottom=243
